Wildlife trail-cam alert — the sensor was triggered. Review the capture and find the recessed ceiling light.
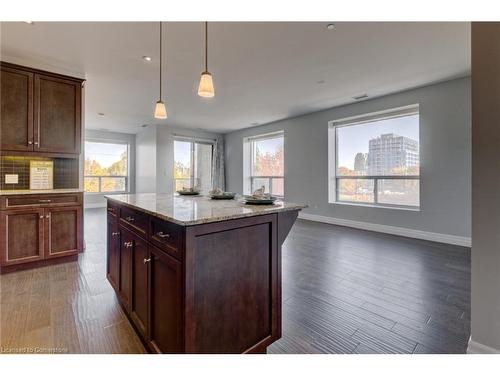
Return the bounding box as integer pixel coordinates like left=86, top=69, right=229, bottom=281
left=353, top=94, right=369, bottom=100
left=326, top=23, right=335, bottom=30
left=316, top=80, right=325, bottom=85
left=98, top=112, right=105, bottom=116
left=142, top=56, right=152, bottom=62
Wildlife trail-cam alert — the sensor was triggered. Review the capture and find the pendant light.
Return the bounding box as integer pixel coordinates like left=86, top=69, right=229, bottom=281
left=198, top=22, right=215, bottom=98
left=154, top=22, right=168, bottom=119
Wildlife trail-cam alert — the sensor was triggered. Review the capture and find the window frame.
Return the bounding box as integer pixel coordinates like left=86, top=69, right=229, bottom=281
left=173, top=136, right=215, bottom=193
left=243, top=130, right=285, bottom=198
left=84, top=139, right=130, bottom=195
left=328, top=104, right=420, bottom=210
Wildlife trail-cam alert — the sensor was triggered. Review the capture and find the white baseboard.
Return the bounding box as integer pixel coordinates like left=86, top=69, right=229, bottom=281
left=84, top=202, right=107, bottom=209
left=467, top=338, right=500, bottom=354
left=298, top=212, right=471, bottom=247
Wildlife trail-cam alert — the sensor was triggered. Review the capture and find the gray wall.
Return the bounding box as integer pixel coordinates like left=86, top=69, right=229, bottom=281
left=470, top=23, right=500, bottom=352
left=225, top=77, right=471, bottom=238
left=84, top=129, right=136, bottom=207
left=135, top=125, right=223, bottom=194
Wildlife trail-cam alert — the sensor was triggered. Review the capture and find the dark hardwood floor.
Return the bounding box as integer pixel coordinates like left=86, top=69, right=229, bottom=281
left=269, top=219, right=471, bottom=354
left=0, top=208, right=470, bottom=354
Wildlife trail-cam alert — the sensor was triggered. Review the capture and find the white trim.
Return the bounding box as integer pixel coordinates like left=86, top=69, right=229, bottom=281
left=467, top=338, right=500, bottom=354
left=84, top=202, right=107, bottom=209
left=298, top=212, right=471, bottom=247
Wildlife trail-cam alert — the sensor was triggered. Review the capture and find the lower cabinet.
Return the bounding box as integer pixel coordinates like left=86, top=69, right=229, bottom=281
left=130, top=231, right=149, bottom=338
left=148, top=245, right=182, bottom=353
left=0, top=205, right=82, bottom=270
left=44, top=206, right=82, bottom=259
left=0, top=208, right=45, bottom=266
left=107, top=213, right=183, bottom=353
left=106, top=216, right=120, bottom=290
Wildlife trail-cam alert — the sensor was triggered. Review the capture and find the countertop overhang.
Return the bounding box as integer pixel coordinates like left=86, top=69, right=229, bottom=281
left=105, top=193, right=307, bottom=226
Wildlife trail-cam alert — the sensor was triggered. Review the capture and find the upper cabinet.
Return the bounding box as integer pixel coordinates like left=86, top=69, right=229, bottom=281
left=0, top=62, right=83, bottom=156
left=0, top=66, right=34, bottom=152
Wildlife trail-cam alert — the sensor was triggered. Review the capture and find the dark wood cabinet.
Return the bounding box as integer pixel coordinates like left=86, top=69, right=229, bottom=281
left=119, top=228, right=133, bottom=311
left=0, top=193, right=83, bottom=273
left=44, top=205, right=82, bottom=259
left=0, top=208, right=44, bottom=266
left=148, top=245, right=182, bottom=354
left=131, top=233, right=149, bottom=338
left=0, top=62, right=83, bottom=156
left=106, top=199, right=300, bottom=354
left=107, top=215, right=120, bottom=290
left=34, top=74, right=81, bottom=154
left=0, top=65, right=34, bottom=151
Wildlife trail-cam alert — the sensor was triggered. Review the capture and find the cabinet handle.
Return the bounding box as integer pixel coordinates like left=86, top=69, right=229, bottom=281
left=143, top=258, right=151, bottom=264
left=111, top=232, right=119, bottom=236
left=45, top=214, right=50, bottom=219
left=39, top=199, right=52, bottom=203
left=39, top=215, right=44, bottom=219
left=156, top=231, right=170, bottom=239
left=125, top=216, right=135, bottom=222
left=28, top=141, right=33, bottom=145
left=34, top=141, right=39, bottom=146
left=124, top=241, right=133, bottom=247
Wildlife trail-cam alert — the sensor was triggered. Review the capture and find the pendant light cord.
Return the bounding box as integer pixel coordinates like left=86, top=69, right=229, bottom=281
left=205, top=21, right=208, bottom=72
left=159, top=21, right=162, bottom=101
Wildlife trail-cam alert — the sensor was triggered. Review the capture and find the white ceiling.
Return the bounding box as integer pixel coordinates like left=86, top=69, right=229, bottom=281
left=0, top=22, right=470, bottom=134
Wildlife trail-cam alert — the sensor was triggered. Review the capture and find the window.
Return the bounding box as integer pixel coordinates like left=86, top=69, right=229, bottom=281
left=328, top=105, right=420, bottom=209
left=244, top=131, right=284, bottom=197
left=174, top=138, right=213, bottom=193
left=84, top=141, right=129, bottom=193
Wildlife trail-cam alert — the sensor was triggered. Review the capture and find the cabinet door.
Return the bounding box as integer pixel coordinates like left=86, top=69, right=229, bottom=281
left=148, top=245, right=183, bottom=353
left=0, top=209, right=44, bottom=266
left=34, top=74, right=81, bottom=154
left=0, top=66, right=34, bottom=151
left=44, top=206, right=82, bottom=259
left=119, top=228, right=133, bottom=311
left=130, top=233, right=149, bottom=338
left=107, top=216, right=120, bottom=291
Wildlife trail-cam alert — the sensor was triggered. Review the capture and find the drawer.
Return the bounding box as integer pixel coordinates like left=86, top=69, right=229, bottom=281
left=1, top=193, right=82, bottom=210
left=119, top=205, right=148, bottom=238
left=107, top=201, right=119, bottom=218
left=149, top=217, right=182, bottom=259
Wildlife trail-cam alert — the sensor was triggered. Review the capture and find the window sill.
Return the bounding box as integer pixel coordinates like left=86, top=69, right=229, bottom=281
left=84, top=191, right=129, bottom=195
left=329, top=201, right=420, bottom=212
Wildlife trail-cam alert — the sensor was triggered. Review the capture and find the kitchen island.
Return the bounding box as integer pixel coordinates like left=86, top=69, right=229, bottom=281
left=105, top=193, right=305, bottom=354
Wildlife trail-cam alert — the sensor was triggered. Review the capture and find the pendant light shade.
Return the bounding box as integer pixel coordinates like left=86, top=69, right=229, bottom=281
left=154, top=100, right=167, bottom=119
left=198, top=22, right=215, bottom=98
left=154, top=22, right=168, bottom=119
left=198, top=71, right=214, bottom=98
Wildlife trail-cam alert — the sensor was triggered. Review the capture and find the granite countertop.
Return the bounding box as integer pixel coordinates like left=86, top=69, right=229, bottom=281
left=0, top=188, right=84, bottom=196
left=105, top=193, right=307, bottom=226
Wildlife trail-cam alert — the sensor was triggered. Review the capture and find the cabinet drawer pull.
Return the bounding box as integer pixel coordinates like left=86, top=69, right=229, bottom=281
left=39, top=199, right=52, bottom=203
left=124, top=241, right=133, bottom=247
left=156, top=231, right=170, bottom=239
left=45, top=214, right=51, bottom=219
left=143, top=258, right=151, bottom=264
left=39, top=215, right=44, bottom=219
left=111, top=232, right=119, bottom=236
left=125, top=216, right=135, bottom=222
left=28, top=141, right=33, bottom=145
left=34, top=141, right=39, bottom=146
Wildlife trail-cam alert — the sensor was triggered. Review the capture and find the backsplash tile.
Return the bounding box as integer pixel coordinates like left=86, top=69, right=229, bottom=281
left=0, top=156, right=79, bottom=190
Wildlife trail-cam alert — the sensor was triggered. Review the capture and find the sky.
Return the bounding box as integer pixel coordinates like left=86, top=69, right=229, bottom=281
left=85, top=141, right=127, bottom=167
left=336, top=114, right=419, bottom=169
